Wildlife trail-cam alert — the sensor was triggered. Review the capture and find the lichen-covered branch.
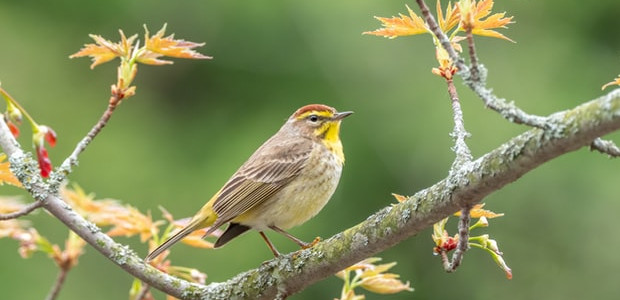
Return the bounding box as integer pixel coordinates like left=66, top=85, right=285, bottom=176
left=2, top=87, right=619, bottom=299
left=590, top=137, right=620, bottom=157
left=447, top=78, right=472, bottom=171
left=441, top=206, right=471, bottom=272
left=0, top=119, right=203, bottom=299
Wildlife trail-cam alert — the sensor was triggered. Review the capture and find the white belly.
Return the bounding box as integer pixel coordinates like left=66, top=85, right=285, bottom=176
left=239, top=147, right=343, bottom=231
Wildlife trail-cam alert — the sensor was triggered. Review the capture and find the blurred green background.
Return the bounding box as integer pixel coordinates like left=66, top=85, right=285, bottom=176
left=1, top=0, right=620, bottom=299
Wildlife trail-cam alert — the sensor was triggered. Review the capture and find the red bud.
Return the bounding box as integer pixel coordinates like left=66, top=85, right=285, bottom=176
left=36, top=145, right=52, bottom=178
left=43, top=126, right=57, bottom=147
left=7, top=121, right=20, bottom=138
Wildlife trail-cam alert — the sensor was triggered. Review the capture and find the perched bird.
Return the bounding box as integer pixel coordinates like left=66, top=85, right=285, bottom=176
left=146, top=104, right=352, bottom=260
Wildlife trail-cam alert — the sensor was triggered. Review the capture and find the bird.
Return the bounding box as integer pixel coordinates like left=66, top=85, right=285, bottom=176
left=146, top=104, right=352, bottom=261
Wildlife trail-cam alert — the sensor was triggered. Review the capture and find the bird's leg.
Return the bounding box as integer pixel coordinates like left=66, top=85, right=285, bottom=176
left=259, top=231, right=281, bottom=257
left=269, top=225, right=321, bottom=249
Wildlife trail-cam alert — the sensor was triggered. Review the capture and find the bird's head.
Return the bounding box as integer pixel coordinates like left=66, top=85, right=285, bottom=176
left=288, top=104, right=353, bottom=143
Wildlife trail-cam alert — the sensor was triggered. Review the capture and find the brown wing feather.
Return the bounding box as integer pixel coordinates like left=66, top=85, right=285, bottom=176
left=211, top=137, right=313, bottom=227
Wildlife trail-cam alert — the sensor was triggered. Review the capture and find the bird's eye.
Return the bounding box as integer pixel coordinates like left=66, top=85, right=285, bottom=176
left=308, top=115, right=319, bottom=122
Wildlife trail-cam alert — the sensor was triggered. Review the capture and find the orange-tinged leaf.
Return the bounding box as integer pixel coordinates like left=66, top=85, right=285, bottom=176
left=602, top=75, right=620, bottom=90
left=168, top=265, right=207, bottom=284
left=0, top=154, right=22, bottom=187
left=360, top=273, right=413, bottom=294
left=0, top=211, right=29, bottom=239
left=437, top=0, right=461, bottom=32
left=364, top=5, right=428, bottom=38
left=391, top=193, right=408, bottom=203
left=0, top=196, right=27, bottom=214
left=472, top=13, right=514, bottom=42
left=61, top=185, right=162, bottom=242
left=454, top=203, right=504, bottom=218
left=458, top=0, right=514, bottom=42
left=118, top=30, right=138, bottom=57
left=69, top=34, right=123, bottom=69
left=359, top=261, right=397, bottom=278
left=140, top=24, right=212, bottom=65
left=338, top=290, right=366, bottom=300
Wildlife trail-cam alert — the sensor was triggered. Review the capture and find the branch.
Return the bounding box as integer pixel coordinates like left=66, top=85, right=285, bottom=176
left=465, top=28, right=480, bottom=83
left=52, top=97, right=120, bottom=181
left=2, top=87, right=619, bottom=298
left=442, top=206, right=471, bottom=272
left=0, top=118, right=203, bottom=299
left=447, top=78, right=472, bottom=170
left=45, top=267, right=69, bottom=300
left=415, top=0, right=548, bottom=128
left=590, top=137, right=620, bottom=157
left=0, top=200, right=43, bottom=220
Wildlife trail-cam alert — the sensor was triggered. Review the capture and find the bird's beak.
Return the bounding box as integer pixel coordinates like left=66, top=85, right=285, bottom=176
left=333, top=111, right=353, bottom=120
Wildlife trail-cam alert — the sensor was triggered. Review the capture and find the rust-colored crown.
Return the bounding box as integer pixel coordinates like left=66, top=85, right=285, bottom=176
left=291, top=104, right=336, bottom=119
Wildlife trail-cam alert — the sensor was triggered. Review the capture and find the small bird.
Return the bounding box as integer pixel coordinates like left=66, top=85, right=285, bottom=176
left=146, top=104, right=352, bottom=261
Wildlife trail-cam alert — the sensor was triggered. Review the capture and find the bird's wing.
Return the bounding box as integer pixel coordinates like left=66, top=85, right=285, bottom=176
left=211, top=137, right=313, bottom=226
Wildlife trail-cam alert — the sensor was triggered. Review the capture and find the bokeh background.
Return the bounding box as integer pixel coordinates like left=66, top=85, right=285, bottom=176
left=1, top=0, right=620, bottom=299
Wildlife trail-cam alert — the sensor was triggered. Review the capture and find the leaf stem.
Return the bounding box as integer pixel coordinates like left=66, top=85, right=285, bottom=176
left=0, top=87, right=40, bottom=130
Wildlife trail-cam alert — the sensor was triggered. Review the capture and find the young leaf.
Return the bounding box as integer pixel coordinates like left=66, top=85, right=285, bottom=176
left=437, top=0, right=461, bottom=33
left=69, top=34, right=123, bottom=69
left=0, top=154, right=21, bottom=187
left=363, top=5, right=429, bottom=38
left=458, top=0, right=515, bottom=42
left=139, top=24, right=212, bottom=65
left=454, top=203, right=504, bottom=218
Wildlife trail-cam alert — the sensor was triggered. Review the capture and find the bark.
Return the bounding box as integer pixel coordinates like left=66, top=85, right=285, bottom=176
left=1, top=89, right=619, bottom=299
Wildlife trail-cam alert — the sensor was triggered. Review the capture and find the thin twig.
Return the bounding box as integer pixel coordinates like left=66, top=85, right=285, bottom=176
left=441, top=206, right=471, bottom=272
left=447, top=78, right=472, bottom=170
left=590, top=138, right=620, bottom=157
left=415, top=0, right=548, bottom=128
left=452, top=206, right=472, bottom=270
left=44, top=267, right=69, bottom=300
left=0, top=200, right=43, bottom=220
left=53, top=95, right=120, bottom=179
left=416, top=0, right=464, bottom=69
left=465, top=28, right=480, bottom=83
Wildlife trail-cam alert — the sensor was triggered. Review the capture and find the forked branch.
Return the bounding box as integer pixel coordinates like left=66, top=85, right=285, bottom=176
left=2, top=87, right=619, bottom=299
left=415, top=0, right=548, bottom=128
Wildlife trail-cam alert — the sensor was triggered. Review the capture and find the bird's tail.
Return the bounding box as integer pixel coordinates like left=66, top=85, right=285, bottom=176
left=145, top=207, right=216, bottom=262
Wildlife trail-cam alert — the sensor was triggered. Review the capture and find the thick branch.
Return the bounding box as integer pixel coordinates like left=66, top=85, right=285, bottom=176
left=1, top=89, right=619, bottom=299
